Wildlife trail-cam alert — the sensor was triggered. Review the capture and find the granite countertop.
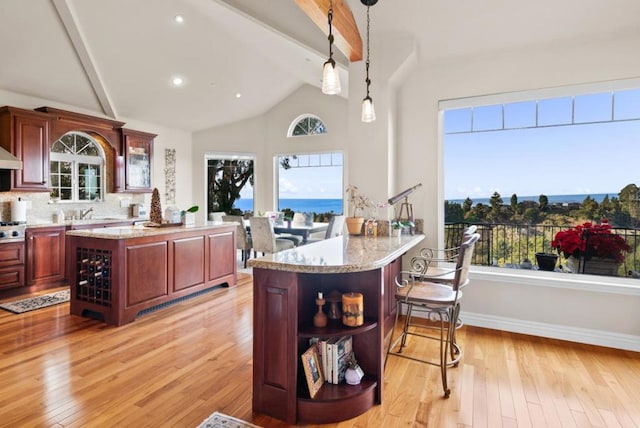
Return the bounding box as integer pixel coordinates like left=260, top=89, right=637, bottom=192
left=26, top=218, right=145, bottom=229
left=65, top=221, right=235, bottom=239
left=248, top=234, right=425, bottom=274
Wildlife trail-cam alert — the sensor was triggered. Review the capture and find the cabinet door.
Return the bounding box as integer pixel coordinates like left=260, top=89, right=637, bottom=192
left=15, top=114, right=50, bottom=190
left=0, top=108, right=51, bottom=191
left=208, top=230, right=235, bottom=282
left=122, top=129, right=155, bottom=192
left=26, top=227, right=66, bottom=286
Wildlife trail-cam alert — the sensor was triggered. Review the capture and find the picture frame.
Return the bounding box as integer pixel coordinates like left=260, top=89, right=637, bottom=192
left=301, top=345, right=324, bottom=398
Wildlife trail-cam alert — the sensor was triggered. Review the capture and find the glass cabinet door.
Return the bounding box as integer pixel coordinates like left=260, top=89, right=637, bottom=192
left=122, top=129, right=155, bottom=192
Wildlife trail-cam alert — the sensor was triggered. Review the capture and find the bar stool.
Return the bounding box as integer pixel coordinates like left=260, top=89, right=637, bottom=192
left=386, top=233, right=479, bottom=398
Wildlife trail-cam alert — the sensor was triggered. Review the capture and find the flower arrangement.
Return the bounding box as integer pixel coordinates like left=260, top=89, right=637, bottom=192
left=345, top=185, right=374, bottom=217
left=552, top=220, right=630, bottom=263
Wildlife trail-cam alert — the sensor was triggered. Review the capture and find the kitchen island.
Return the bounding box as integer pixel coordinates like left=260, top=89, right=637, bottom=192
left=65, top=222, right=237, bottom=326
left=249, top=233, right=424, bottom=425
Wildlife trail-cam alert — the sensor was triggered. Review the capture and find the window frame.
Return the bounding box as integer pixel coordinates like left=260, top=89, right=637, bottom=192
left=50, top=131, right=106, bottom=203
left=438, top=78, right=640, bottom=282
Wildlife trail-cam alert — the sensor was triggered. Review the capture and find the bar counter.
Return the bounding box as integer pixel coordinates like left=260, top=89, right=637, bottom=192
left=248, top=233, right=425, bottom=273
left=249, top=234, right=424, bottom=425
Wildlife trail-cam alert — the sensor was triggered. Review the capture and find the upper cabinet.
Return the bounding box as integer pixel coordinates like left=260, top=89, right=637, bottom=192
left=121, top=128, right=155, bottom=192
left=0, top=106, right=51, bottom=191
left=0, top=106, right=156, bottom=194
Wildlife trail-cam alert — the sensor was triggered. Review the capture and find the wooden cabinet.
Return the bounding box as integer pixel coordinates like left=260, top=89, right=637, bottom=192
left=121, top=128, right=155, bottom=192
left=66, top=224, right=237, bottom=326
left=26, top=226, right=66, bottom=287
left=0, top=106, right=51, bottom=191
left=252, top=263, right=400, bottom=425
left=0, top=242, right=25, bottom=291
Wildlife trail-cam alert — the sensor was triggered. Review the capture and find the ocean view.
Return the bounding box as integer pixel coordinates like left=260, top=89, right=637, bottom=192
left=233, top=193, right=616, bottom=214
left=234, top=198, right=344, bottom=214
left=447, top=193, right=616, bottom=206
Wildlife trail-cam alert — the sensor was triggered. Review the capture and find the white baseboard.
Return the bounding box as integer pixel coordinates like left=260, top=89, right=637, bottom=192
left=461, top=311, right=640, bottom=352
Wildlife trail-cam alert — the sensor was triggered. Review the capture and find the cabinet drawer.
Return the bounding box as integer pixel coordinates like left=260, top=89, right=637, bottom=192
left=0, top=266, right=24, bottom=290
left=0, top=242, right=25, bottom=267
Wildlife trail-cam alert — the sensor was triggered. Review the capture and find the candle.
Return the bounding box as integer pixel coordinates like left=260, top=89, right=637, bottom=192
left=342, top=292, right=364, bottom=327
left=318, top=291, right=323, bottom=299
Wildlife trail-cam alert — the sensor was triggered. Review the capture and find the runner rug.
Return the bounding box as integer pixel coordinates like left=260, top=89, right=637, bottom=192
left=0, top=289, right=70, bottom=314
left=197, top=411, right=261, bottom=428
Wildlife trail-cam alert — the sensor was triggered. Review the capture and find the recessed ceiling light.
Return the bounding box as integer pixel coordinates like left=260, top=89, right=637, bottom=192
left=171, top=76, right=184, bottom=87
left=174, top=15, right=184, bottom=23
left=235, top=92, right=242, bottom=99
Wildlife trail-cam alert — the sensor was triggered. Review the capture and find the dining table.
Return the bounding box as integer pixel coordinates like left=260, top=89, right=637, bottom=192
left=273, top=221, right=328, bottom=244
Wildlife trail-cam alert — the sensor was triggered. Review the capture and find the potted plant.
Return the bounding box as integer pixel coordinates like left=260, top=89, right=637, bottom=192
left=390, top=219, right=415, bottom=237
left=345, top=185, right=373, bottom=235
left=552, top=219, right=630, bottom=275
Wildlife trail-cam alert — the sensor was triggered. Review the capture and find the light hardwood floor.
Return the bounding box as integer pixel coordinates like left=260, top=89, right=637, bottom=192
left=0, top=274, right=638, bottom=428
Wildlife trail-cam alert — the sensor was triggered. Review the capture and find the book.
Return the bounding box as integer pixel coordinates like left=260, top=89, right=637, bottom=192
left=325, top=337, right=340, bottom=384
left=331, top=336, right=353, bottom=384
left=310, top=337, right=329, bottom=381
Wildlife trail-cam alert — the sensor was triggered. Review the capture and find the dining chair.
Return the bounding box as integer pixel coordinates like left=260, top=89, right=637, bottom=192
left=386, top=233, right=479, bottom=398
left=249, top=217, right=296, bottom=255
left=222, top=215, right=252, bottom=268
left=306, top=215, right=345, bottom=244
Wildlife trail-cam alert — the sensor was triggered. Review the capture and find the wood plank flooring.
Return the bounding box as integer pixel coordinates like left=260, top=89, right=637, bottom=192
left=0, top=274, right=638, bottom=427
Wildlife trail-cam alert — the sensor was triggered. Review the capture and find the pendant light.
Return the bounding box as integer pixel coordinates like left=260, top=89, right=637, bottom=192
left=361, top=0, right=377, bottom=122
left=322, top=0, right=341, bottom=95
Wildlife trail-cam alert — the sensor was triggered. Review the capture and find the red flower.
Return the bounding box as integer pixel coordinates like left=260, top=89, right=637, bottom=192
left=552, top=220, right=630, bottom=263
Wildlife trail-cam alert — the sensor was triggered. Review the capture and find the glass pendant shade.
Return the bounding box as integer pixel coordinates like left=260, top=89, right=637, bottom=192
left=361, top=96, right=376, bottom=122
left=322, top=60, right=341, bottom=95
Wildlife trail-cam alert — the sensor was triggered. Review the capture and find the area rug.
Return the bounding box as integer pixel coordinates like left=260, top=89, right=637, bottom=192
left=197, top=411, right=261, bottom=428
left=0, top=289, right=70, bottom=314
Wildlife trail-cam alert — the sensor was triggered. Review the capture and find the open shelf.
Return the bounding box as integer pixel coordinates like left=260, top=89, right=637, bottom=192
left=298, top=319, right=377, bottom=338
left=297, top=375, right=377, bottom=424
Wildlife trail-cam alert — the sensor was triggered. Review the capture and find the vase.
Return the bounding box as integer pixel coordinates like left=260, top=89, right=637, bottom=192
left=345, top=364, right=364, bottom=385
left=345, top=217, right=365, bottom=235
left=566, top=255, right=620, bottom=276
left=535, top=252, right=558, bottom=271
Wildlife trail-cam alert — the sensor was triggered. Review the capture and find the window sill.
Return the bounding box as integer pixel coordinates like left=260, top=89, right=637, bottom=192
left=468, top=264, right=640, bottom=296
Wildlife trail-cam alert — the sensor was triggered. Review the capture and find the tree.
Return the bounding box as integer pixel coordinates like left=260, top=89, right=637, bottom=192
left=510, top=193, right=518, bottom=213
left=208, top=159, right=253, bottom=214
left=618, top=183, right=640, bottom=220
left=444, top=201, right=464, bottom=223
left=462, top=197, right=473, bottom=214
left=580, top=195, right=599, bottom=220
left=539, top=194, right=549, bottom=212
left=489, top=192, right=503, bottom=221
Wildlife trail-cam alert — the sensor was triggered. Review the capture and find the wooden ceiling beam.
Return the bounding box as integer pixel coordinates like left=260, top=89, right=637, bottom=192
left=295, top=0, right=363, bottom=62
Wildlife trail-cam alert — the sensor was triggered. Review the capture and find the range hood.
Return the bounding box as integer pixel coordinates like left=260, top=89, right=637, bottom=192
left=0, top=147, right=22, bottom=169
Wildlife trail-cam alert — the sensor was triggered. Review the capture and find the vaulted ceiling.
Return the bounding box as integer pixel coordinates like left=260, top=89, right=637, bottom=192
left=1, top=0, right=638, bottom=132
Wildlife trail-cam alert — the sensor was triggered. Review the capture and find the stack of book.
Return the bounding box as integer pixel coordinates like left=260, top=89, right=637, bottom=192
left=310, top=336, right=353, bottom=384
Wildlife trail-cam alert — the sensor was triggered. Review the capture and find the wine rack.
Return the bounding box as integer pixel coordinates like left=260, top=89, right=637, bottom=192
left=75, top=248, right=113, bottom=307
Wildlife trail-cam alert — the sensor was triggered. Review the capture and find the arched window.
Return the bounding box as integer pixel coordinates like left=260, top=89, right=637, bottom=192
left=287, top=114, right=327, bottom=137
left=50, top=131, right=105, bottom=202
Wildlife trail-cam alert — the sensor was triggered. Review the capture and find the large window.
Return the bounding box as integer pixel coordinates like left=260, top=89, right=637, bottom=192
left=206, top=156, right=254, bottom=216
left=50, top=132, right=104, bottom=202
left=442, top=84, right=640, bottom=277
left=277, top=152, right=343, bottom=217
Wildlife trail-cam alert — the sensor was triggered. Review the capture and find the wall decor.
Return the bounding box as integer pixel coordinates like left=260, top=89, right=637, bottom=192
left=164, top=148, right=176, bottom=205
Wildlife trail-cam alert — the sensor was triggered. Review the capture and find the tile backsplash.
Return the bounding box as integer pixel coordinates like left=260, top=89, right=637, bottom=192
left=0, top=191, right=148, bottom=223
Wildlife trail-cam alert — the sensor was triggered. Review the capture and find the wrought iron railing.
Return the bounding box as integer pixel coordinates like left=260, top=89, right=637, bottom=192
left=444, top=222, right=640, bottom=277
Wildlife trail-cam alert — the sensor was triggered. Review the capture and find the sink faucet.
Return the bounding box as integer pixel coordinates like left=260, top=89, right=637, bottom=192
left=80, top=207, right=94, bottom=219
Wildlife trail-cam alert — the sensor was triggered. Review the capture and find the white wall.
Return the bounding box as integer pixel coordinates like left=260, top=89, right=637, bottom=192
left=191, top=84, right=349, bottom=215
left=393, top=34, right=640, bottom=350
left=0, top=89, right=193, bottom=220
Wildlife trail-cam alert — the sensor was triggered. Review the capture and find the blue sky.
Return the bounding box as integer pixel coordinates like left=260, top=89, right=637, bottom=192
left=444, top=89, right=640, bottom=200
left=239, top=88, right=640, bottom=202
